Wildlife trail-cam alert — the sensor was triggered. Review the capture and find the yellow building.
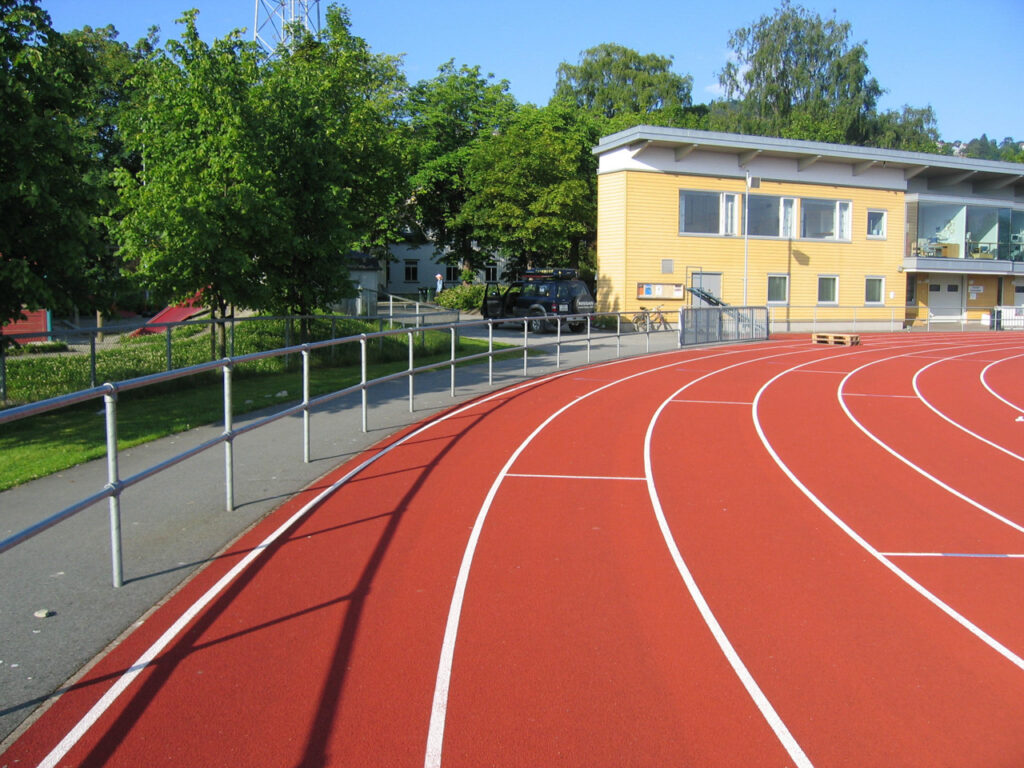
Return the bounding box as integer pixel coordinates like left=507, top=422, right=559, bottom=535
left=595, top=127, right=1024, bottom=329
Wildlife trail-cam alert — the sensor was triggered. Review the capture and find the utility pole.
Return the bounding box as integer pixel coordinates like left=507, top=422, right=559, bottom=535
left=253, top=0, right=321, bottom=54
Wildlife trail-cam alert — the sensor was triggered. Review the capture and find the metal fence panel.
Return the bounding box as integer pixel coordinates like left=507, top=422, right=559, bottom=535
left=679, top=306, right=769, bottom=346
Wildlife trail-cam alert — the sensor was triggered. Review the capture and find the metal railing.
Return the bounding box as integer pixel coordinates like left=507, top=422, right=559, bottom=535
left=0, top=309, right=459, bottom=405
left=0, top=311, right=691, bottom=587
left=765, top=305, right=1016, bottom=333
left=679, top=306, right=770, bottom=346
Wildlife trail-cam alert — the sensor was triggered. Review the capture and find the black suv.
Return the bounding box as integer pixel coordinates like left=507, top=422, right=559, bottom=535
left=481, top=269, right=596, bottom=333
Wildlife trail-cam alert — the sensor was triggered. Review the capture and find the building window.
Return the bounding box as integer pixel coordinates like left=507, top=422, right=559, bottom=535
left=906, top=275, right=916, bottom=305
left=802, top=199, right=852, bottom=241
left=485, top=262, right=498, bottom=282
left=767, top=274, right=789, bottom=304
left=679, top=190, right=720, bottom=234
left=867, top=210, right=887, bottom=239
left=747, top=195, right=779, bottom=236
left=445, top=264, right=461, bottom=283
left=865, top=276, right=884, bottom=304
left=747, top=195, right=797, bottom=238
left=679, top=190, right=740, bottom=236
left=817, top=275, right=839, bottom=304
left=404, top=260, right=418, bottom=283
left=781, top=198, right=795, bottom=238
left=722, top=193, right=740, bottom=236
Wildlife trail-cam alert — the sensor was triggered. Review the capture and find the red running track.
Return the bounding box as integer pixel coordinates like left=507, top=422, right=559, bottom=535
left=4, top=333, right=1024, bottom=767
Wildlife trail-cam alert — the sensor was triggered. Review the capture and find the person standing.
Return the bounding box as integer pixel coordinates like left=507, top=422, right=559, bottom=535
left=435, top=273, right=443, bottom=296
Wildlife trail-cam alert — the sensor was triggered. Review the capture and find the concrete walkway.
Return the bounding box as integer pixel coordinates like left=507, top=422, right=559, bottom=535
left=0, top=319, right=680, bottom=744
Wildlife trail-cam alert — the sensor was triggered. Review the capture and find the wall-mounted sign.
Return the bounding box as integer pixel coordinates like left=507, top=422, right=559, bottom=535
left=637, top=283, right=685, bottom=300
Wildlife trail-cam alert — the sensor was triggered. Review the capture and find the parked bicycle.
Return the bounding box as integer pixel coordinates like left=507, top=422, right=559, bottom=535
left=632, top=305, right=671, bottom=332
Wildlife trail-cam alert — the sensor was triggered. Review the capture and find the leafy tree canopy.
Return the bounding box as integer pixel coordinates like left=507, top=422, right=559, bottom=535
left=714, top=0, right=882, bottom=144
left=460, top=103, right=602, bottom=275
left=405, top=60, right=518, bottom=269
left=554, top=43, right=693, bottom=124
left=0, top=0, right=100, bottom=324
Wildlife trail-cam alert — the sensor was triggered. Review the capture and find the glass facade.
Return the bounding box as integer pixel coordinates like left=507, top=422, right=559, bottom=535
left=909, top=201, right=1024, bottom=261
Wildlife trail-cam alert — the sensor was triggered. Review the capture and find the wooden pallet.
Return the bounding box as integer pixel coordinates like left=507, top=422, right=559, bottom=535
left=811, top=332, right=860, bottom=346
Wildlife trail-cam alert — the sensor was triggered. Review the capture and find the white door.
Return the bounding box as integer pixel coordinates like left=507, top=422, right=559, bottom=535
left=927, top=277, right=963, bottom=320
left=1015, top=284, right=1024, bottom=308
left=691, top=272, right=723, bottom=307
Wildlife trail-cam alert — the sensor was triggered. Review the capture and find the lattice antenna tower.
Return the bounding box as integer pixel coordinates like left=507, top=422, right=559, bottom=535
left=254, top=0, right=321, bottom=55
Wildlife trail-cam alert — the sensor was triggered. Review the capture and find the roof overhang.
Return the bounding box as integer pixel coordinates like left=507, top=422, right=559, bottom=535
left=595, top=126, right=1024, bottom=197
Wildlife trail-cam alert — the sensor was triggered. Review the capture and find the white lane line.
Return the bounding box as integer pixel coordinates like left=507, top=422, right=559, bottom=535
left=980, top=353, right=1024, bottom=415
left=425, top=341, right=814, bottom=768
left=671, top=399, right=753, bottom=406
left=843, top=393, right=918, bottom=399
left=506, top=473, right=646, bottom=481
left=881, top=552, right=1024, bottom=559
left=645, top=353, right=827, bottom=768
left=838, top=350, right=1024, bottom=537
left=912, top=349, right=1024, bottom=464
left=754, top=351, right=1024, bottom=674
left=35, top=367, right=589, bottom=768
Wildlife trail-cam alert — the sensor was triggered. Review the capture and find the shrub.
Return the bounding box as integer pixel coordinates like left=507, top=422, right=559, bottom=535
left=436, top=283, right=486, bottom=312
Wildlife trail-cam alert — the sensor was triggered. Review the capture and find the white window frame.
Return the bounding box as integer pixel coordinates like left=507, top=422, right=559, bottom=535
left=817, top=275, right=839, bottom=305
left=781, top=197, right=796, bottom=238
left=867, top=209, right=887, bottom=240
left=767, top=274, right=789, bottom=304
left=864, top=276, right=885, bottom=305
left=679, top=190, right=721, bottom=235
left=679, top=189, right=741, bottom=236
left=801, top=198, right=853, bottom=242
left=722, top=193, right=740, bottom=236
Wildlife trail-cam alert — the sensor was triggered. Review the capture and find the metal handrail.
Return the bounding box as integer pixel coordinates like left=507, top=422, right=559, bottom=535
left=0, top=312, right=670, bottom=586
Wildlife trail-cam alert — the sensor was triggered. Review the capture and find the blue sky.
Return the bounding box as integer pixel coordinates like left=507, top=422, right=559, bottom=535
left=44, top=0, right=1023, bottom=144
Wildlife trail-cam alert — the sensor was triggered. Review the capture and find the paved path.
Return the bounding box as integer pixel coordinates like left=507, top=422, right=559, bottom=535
left=0, top=319, right=678, bottom=744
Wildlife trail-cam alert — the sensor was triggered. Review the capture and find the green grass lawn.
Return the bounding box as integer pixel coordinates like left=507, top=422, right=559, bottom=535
left=0, top=330, right=518, bottom=491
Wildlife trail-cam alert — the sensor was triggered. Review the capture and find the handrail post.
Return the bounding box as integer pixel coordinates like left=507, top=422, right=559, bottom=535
left=522, top=320, right=528, bottom=376
left=488, top=322, right=494, bottom=386
left=555, top=319, right=562, bottom=369
left=586, top=315, right=592, bottom=363
left=302, top=347, right=311, bottom=463
left=90, top=333, right=97, bottom=388
left=450, top=327, right=456, bottom=397
left=0, top=340, right=6, bottom=403
left=407, top=330, right=415, bottom=412
left=104, top=387, right=124, bottom=588
left=223, top=361, right=234, bottom=512
left=165, top=325, right=173, bottom=371
left=360, top=335, right=368, bottom=432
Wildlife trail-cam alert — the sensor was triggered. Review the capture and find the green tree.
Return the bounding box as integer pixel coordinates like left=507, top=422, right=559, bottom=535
left=64, top=24, right=152, bottom=315
left=868, top=105, right=941, bottom=153
left=0, top=0, right=99, bottom=325
left=405, top=60, right=518, bottom=271
left=254, top=6, right=407, bottom=326
left=714, top=1, right=881, bottom=144
left=460, top=103, right=601, bottom=275
left=113, top=10, right=268, bottom=353
left=553, top=43, right=694, bottom=128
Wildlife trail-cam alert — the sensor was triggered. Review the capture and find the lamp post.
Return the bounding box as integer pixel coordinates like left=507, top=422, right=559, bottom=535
left=743, top=171, right=750, bottom=306
left=743, top=170, right=760, bottom=306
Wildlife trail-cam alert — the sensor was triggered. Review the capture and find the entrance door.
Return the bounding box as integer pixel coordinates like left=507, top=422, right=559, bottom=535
left=1015, top=284, right=1024, bottom=308
left=691, top=272, right=723, bottom=307
left=926, top=277, right=963, bottom=320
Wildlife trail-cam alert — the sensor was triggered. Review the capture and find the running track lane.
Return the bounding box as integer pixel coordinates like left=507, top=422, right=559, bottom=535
left=748, top=336, right=1024, bottom=765
left=4, top=335, right=1023, bottom=766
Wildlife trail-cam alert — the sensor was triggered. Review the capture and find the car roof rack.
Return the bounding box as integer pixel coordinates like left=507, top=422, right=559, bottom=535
left=522, top=268, right=577, bottom=281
